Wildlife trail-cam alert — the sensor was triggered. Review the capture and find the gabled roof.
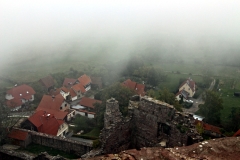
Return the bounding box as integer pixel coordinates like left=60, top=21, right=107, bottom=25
left=60, top=87, right=69, bottom=93
left=179, top=78, right=195, bottom=92
left=62, top=78, right=77, bottom=88
left=7, top=84, right=36, bottom=100
left=8, top=129, right=29, bottom=141
left=78, top=74, right=91, bottom=87
left=28, top=110, right=64, bottom=136
left=175, top=90, right=189, bottom=99
left=194, top=120, right=221, bottom=134
left=39, top=75, right=55, bottom=88
left=79, top=97, right=102, bottom=109
left=69, top=88, right=77, bottom=97
left=72, top=83, right=86, bottom=93
left=122, top=79, right=137, bottom=90
left=49, top=88, right=61, bottom=96
left=136, top=84, right=145, bottom=96
left=36, top=95, right=64, bottom=112
left=122, top=79, right=145, bottom=96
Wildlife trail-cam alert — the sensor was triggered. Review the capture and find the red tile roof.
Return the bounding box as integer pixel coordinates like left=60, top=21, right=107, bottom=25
left=28, top=110, right=64, bottom=136
left=233, top=129, right=240, bottom=137
left=7, top=84, right=35, bottom=100
left=72, top=83, right=86, bottom=93
left=6, top=98, right=22, bottom=108
left=122, top=79, right=137, bottom=90
left=62, top=78, right=77, bottom=88
left=78, top=74, right=91, bottom=87
left=6, top=84, right=35, bottom=108
left=49, top=88, right=61, bottom=96
left=79, top=97, right=102, bottom=109
left=122, top=79, right=145, bottom=96
left=61, top=87, right=69, bottom=93
left=8, top=129, right=29, bottom=141
left=194, top=120, right=221, bottom=134
left=36, top=95, right=64, bottom=111
left=69, top=88, right=77, bottom=97
left=39, top=75, right=54, bottom=88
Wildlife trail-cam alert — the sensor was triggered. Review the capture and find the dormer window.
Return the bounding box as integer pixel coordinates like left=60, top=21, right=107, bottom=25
left=26, top=91, right=29, bottom=94
left=20, top=94, right=22, bottom=96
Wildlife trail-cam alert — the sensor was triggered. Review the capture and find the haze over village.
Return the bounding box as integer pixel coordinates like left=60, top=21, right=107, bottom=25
left=1, top=1, right=240, bottom=159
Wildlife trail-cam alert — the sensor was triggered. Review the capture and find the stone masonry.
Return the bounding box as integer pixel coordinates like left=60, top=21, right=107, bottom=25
left=100, top=96, right=202, bottom=154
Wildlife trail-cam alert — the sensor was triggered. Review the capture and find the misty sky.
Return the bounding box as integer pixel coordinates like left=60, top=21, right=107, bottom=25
left=1, top=0, right=240, bottom=68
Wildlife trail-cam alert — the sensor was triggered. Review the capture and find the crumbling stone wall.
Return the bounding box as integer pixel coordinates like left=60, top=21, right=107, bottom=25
left=100, top=98, right=132, bottom=154
left=101, top=96, right=202, bottom=154
left=12, top=129, right=92, bottom=156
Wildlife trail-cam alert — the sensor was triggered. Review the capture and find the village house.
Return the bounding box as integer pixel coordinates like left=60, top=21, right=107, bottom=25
left=39, top=75, right=55, bottom=92
left=62, top=78, right=77, bottom=88
left=22, top=110, right=69, bottom=137
left=8, top=129, right=31, bottom=148
left=122, top=79, right=145, bottom=96
left=36, top=94, right=75, bottom=121
left=5, top=84, right=36, bottom=111
left=73, top=97, right=102, bottom=118
left=78, top=74, right=91, bottom=92
left=178, top=78, right=196, bottom=98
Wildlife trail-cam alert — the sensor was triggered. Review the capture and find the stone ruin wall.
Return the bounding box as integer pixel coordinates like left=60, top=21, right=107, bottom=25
left=101, top=96, right=202, bottom=154
left=100, top=98, right=132, bottom=154
left=14, top=129, right=92, bottom=156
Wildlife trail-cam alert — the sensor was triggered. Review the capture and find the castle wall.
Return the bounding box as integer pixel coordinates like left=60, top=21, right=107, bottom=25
left=101, top=96, right=202, bottom=153
left=10, top=128, right=92, bottom=156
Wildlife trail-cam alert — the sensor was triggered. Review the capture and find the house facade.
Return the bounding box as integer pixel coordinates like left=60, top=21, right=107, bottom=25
left=74, top=97, right=102, bottom=118
left=178, top=78, right=196, bottom=98
left=24, top=110, right=69, bottom=137
left=5, top=84, right=36, bottom=111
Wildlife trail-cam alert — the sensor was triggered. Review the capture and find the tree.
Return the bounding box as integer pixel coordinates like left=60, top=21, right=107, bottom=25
left=198, top=91, right=223, bottom=125
left=0, top=105, right=22, bottom=145
left=155, top=88, right=183, bottom=112
left=95, top=83, right=135, bottom=116
left=72, top=115, right=95, bottom=133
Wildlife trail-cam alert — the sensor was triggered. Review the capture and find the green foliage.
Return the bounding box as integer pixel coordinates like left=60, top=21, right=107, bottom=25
left=197, top=91, right=223, bottom=126
left=18, top=143, right=78, bottom=159
left=95, top=83, right=135, bottom=116
left=72, top=115, right=95, bottom=133
left=155, top=88, right=183, bottom=112
left=196, top=122, right=204, bottom=135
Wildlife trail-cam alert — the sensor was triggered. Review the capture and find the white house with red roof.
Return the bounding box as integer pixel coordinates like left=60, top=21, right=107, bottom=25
left=178, top=78, right=196, bottom=98
left=36, top=95, right=75, bottom=121
left=78, top=74, right=91, bottom=92
left=122, top=79, right=145, bottom=96
left=5, top=84, right=36, bottom=111
left=24, top=110, right=69, bottom=137
left=73, top=97, right=102, bottom=118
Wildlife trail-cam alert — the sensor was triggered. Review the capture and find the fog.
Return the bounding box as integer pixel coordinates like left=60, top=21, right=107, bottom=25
left=1, top=1, right=240, bottom=72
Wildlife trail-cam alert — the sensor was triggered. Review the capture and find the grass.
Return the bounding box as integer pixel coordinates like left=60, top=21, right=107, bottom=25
left=18, top=143, right=79, bottom=159
left=218, top=78, right=240, bottom=122
left=83, top=128, right=101, bottom=138
left=158, top=73, right=204, bottom=93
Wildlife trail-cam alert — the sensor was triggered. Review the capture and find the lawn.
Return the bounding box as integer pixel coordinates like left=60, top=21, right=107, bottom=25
left=158, top=73, right=204, bottom=93
left=218, top=78, right=240, bottom=122
left=18, top=143, right=79, bottom=159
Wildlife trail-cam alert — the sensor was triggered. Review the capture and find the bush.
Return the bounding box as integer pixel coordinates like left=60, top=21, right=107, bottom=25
left=93, top=139, right=101, bottom=148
